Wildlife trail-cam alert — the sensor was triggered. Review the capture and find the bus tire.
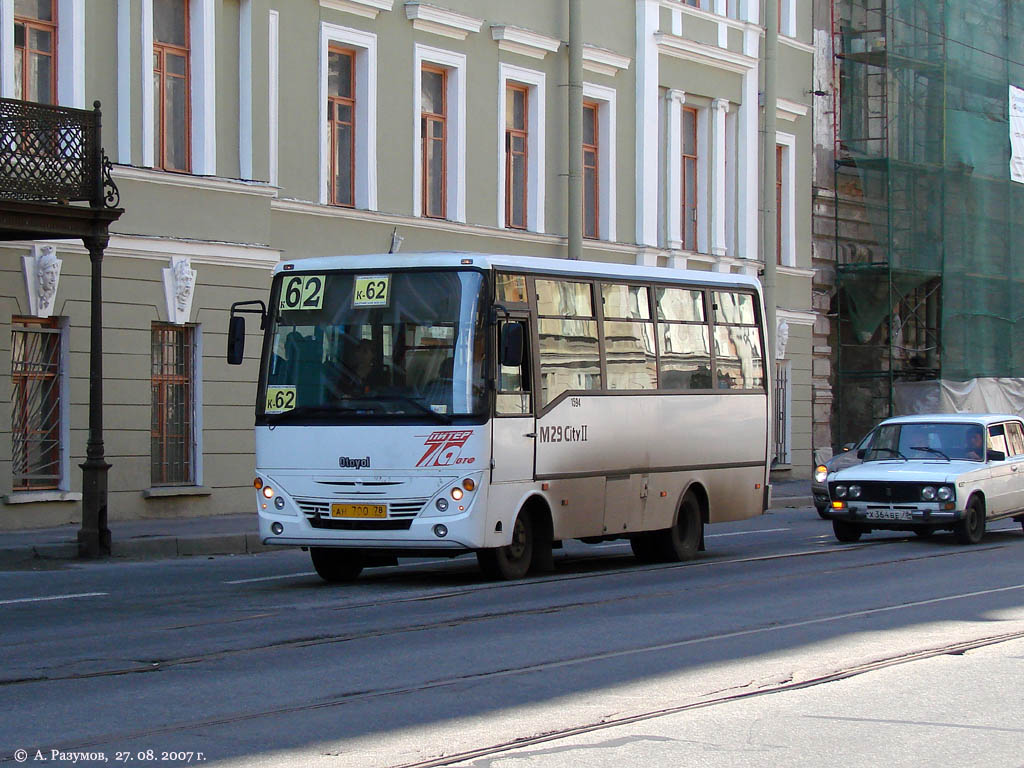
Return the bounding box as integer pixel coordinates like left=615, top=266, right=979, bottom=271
left=832, top=520, right=863, bottom=543
left=630, top=532, right=661, bottom=563
left=656, top=493, right=702, bottom=562
left=310, top=548, right=364, bottom=582
left=954, top=497, right=985, bottom=545
left=477, top=510, right=534, bottom=580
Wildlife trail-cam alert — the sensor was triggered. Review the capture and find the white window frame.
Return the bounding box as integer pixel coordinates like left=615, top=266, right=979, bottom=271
left=137, top=0, right=216, bottom=174
left=779, top=0, right=796, bottom=38
left=319, top=22, right=378, bottom=209
left=665, top=90, right=707, bottom=254
left=413, top=43, right=466, bottom=222
left=0, top=0, right=85, bottom=106
left=497, top=63, right=545, bottom=233
left=776, top=131, right=796, bottom=267
left=582, top=81, right=616, bottom=242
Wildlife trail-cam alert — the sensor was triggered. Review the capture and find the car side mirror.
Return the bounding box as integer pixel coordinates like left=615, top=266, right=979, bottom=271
left=856, top=448, right=866, bottom=459
left=987, top=448, right=1005, bottom=462
left=500, top=323, right=524, bottom=368
left=227, top=315, right=246, bottom=365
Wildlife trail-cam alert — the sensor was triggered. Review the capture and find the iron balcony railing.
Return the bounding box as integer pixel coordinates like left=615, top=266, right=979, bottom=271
left=0, top=97, right=118, bottom=209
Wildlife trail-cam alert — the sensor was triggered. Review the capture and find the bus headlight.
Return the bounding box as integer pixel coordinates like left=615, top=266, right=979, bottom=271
left=834, top=485, right=848, bottom=499
left=937, top=486, right=954, bottom=501
left=262, top=486, right=274, bottom=499
left=274, top=496, right=286, bottom=510
left=814, top=465, right=828, bottom=483
left=921, top=486, right=936, bottom=501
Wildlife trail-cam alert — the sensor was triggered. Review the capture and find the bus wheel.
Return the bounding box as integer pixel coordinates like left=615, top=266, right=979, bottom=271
left=310, top=548, right=364, bottom=582
left=954, top=498, right=985, bottom=545
left=832, top=520, right=863, bottom=543
left=656, top=493, right=702, bottom=562
left=630, top=532, right=661, bottom=563
left=477, top=511, right=534, bottom=580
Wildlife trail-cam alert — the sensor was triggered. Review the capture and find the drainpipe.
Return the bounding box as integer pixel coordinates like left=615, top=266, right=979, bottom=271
left=567, top=0, right=583, bottom=260
left=762, top=0, right=779, bottom=365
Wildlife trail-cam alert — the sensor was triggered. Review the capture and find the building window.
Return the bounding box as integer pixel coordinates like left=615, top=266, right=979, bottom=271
left=328, top=46, right=355, bottom=207
left=151, top=323, right=195, bottom=486
left=421, top=64, right=447, bottom=219
left=11, top=317, right=62, bottom=490
left=583, top=101, right=599, bottom=239
left=682, top=106, right=698, bottom=252
left=776, top=145, right=783, bottom=264
left=505, top=83, right=528, bottom=230
left=14, top=0, right=56, bottom=104
left=153, top=0, right=190, bottom=172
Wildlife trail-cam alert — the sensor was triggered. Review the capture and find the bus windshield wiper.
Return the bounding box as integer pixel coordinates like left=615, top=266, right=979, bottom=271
left=356, top=395, right=453, bottom=423
left=263, top=405, right=359, bottom=424
left=910, top=445, right=951, bottom=461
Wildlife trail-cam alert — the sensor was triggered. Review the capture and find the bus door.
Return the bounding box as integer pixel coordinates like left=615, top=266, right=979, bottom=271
left=491, top=317, right=535, bottom=483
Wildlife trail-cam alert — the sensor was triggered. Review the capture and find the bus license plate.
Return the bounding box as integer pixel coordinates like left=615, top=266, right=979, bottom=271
left=866, top=509, right=912, bottom=522
left=331, top=503, right=387, bottom=519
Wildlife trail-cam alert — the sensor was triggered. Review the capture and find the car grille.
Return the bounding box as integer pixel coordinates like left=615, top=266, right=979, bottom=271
left=829, top=481, right=924, bottom=504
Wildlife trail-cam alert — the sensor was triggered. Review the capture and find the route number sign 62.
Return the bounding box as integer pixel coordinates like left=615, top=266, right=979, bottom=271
left=353, top=275, right=391, bottom=307
left=279, top=275, right=325, bottom=311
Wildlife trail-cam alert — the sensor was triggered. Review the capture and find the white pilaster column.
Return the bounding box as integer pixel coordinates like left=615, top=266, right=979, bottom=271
left=665, top=89, right=686, bottom=251
left=636, top=0, right=660, bottom=247
left=0, top=0, right=13, bottom=98
left=736, top=28, right=760, bottom=260
left=710, top=98, right=729, bottom=257
left=714, top=0, right=727, bottom=47
left=117, top=0, right=131, bottom=163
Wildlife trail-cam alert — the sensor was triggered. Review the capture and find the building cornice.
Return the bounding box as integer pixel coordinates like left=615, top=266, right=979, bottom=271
left=582, top=44, right=631, bottom=76
left=778, top=265, right=815, bottom=280
left=490, top=25, right=560, bottom=60
left=111, top=164, right=278, bottom=197
left=319, top=0, right=393, bottom=19
left=404, top=2, right=483, bottom=40
left=654, top=32, right=757, bottom=74
left=777, top=308, right=817, bottom=326
left=777, top=97, right=809, bottom=121
left=660, top=0, right=764, bottom=36
left=780, top=35, right=815, bottom=55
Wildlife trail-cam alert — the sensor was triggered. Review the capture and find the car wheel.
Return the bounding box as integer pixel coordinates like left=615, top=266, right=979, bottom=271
left=310, top=548, right=364, bottom=582
left=832, top=519, right=863, bottom=543
left=954, top=498, right=986, bottom=545
left=654, top=493, right=703, bottom=562
left=477, top=511, right=534, bottom=580
left=913, top=528, right=934, bottom=539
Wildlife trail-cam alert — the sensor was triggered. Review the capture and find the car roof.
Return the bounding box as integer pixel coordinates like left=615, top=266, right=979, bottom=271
left=879, top=413, right=1021, bottom=427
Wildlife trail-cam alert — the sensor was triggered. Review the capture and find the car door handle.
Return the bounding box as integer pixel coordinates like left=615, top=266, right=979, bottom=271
left=1013, top=465, right=1019, bottom=472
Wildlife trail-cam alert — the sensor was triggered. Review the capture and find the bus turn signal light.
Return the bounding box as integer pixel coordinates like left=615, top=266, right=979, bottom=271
left=253, top=477, right=263, bottom=490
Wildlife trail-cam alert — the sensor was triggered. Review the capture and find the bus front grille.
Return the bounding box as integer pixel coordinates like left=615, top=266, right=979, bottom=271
left=296, top=497, right=428, bottom=526
left=306, top=517, right=413, bottom=531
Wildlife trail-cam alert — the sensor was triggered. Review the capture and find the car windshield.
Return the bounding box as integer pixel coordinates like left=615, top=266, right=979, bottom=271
left=257, top=269, right=487, bottom=423
left=865, top=422, right=985, bottom=462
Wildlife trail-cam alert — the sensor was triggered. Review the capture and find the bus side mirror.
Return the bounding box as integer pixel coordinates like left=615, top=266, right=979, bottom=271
left=227, top=315, right=246, bottom=365
left=500, top=323, right=524, bottom=368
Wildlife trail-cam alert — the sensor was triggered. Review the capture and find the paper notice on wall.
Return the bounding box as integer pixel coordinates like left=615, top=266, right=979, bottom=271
left=1010, top=85, right=1024, bottom=183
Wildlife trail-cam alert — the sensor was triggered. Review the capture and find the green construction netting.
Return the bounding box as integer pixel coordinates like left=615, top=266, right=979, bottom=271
left=837, top=0, right=1024, bottom=384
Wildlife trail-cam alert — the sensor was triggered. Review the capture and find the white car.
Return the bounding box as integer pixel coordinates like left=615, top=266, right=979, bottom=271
left=824, top=413, right=1024, bottom=544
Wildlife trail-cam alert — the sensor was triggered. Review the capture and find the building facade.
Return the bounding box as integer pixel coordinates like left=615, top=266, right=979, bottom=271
left=0, top=0, right=814, bottom=530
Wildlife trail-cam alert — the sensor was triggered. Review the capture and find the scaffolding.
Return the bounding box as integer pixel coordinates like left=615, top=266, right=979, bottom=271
left=832, top=0, right=1024, bottom=443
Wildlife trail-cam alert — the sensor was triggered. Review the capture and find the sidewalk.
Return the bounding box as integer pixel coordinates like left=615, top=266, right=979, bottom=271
left=0, top=513, right=268, bottom=568
left=0, top=479, right=813, bottom=567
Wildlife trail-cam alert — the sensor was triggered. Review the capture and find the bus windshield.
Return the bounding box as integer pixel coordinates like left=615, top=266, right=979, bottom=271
left=258, top=269, right=487, bottom=424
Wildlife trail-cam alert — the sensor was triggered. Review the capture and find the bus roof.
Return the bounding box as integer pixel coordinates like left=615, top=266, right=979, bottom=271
left=274, top=252, right=763, bottom=292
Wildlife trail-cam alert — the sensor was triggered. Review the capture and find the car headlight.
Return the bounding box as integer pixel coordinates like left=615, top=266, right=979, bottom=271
left=921, top=486, right=936, bottom=501
left=937, top=486, right=954, bottom=501
left=835, top=485, right=848, bottom=499
left=814, top=465, right=828, bottom=483
left=848, top=485, right=862, bottom=499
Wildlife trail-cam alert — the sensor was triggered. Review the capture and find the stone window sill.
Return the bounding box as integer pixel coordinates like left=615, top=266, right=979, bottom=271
left=143, top=486, right=212, bottom=499
left=4, top=490, right=82, bottom=505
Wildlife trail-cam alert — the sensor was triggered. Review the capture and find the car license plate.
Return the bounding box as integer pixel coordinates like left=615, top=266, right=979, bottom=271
left=330, top=503, right=387, bottom=519
left=866, top=509, right=912, bottom=522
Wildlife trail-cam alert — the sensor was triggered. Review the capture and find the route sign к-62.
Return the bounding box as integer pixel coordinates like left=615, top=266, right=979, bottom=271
left=354, top=275, right=390, bottom=307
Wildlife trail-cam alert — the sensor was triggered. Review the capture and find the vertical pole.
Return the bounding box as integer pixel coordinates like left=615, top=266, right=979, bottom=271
left=79, top=235, right=111, bottom=558
left=763, top=0, right=779, bottom=360
left=79, top=101, right=111, bottom=558
left=567, top=0, right=583, bottom=260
